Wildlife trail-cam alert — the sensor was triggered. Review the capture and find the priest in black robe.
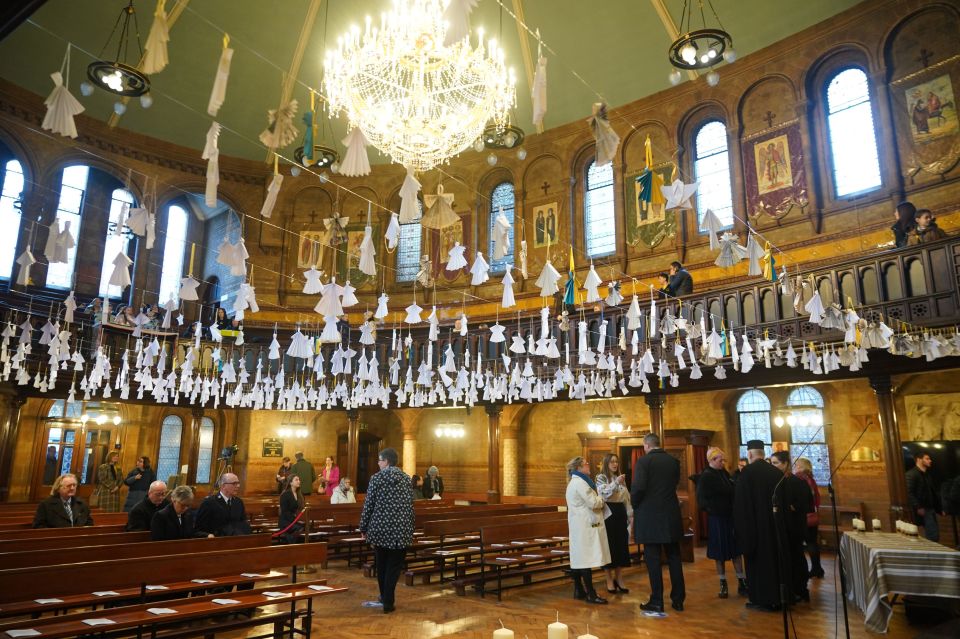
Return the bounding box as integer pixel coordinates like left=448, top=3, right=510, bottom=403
left=771, top=450, right=813, bottom=602
left=734, top=440, right=784, bottom=611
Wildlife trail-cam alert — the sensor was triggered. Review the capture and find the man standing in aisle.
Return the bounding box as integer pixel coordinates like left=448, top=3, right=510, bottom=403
left=359, top=448, right=414, bottom=614
left=631, top=432, right=686, bottom=613
left=735, top=440, right=785, bottom=611
left=290, top=451, right=317, bottom=496
left=906, top=452, right=942, bottom=542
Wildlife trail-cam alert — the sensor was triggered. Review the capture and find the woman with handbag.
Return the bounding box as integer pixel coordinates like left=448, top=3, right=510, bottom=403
left=794, top=457, right=824, bottom=578
left=94, top=451, right=122, bottom=512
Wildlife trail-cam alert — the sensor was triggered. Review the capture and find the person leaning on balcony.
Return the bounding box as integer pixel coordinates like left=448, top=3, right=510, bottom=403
left=891, top=201, right=917, bottom=248
left=910, top=209, right=948, bottom=245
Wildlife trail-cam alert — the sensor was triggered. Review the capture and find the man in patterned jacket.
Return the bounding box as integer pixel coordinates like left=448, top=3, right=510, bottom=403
left=359, top=448, right=414, bottom=613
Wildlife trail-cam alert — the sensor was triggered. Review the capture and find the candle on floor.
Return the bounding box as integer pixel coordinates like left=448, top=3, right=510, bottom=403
left=493, top=619, right=514, bottom=639
left=872, top=518, right=881, bottom=531
left=577, top=624, right=599, bottom=639
left=547, top=612, right=568, bottom=639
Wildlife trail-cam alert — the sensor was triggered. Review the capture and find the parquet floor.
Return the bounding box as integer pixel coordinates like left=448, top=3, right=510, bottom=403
left=229, top=549, right=943, bottom=638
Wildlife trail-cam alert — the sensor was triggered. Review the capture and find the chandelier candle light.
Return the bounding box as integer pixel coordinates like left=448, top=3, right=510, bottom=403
left=324, top=0, right=516, bottom=171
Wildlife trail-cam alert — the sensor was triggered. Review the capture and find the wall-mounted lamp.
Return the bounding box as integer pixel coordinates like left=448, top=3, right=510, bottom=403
left=434, top=426, right=465, bottom=439
left=587, top=415, right=625, bottom=434
left=278, top=428, right=309, bottom=439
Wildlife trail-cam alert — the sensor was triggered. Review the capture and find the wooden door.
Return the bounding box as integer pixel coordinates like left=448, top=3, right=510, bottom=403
left=35, top=424, right=116, bottom=500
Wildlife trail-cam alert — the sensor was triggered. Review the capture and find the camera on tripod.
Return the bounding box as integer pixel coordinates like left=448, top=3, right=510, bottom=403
left=218, top=444, right=239, bottom=460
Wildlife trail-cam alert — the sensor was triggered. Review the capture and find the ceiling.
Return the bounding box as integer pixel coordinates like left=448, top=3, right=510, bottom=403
left=0, top=0, right=862, bottom=165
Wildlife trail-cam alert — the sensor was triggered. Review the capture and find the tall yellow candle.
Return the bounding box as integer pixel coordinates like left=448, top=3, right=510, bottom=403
left=188, top=242, right=196, bottom=276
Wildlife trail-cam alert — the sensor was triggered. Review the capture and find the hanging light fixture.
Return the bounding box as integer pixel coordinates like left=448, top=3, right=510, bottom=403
left=86, top=0, right=150, bottom=97
left=668, top=0, right=735, bottom=79
left=483, top=123, right=525, bottom=150
left=324, top=0, right=516, bottom=171
left=296, top=7, right=340, bottom=171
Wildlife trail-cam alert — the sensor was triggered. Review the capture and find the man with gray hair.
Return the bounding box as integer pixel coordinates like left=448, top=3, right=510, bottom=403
left=196, top=472, right=251, bottom=537
left=152, top=485, right=207, bottom=541
left=631, top=432, right=685, bottom=613
left=126, top=480, right=168, bottom=531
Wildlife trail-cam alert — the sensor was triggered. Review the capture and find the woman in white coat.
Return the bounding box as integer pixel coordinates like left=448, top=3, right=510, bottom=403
left=565, top=456, right=610, bottom=604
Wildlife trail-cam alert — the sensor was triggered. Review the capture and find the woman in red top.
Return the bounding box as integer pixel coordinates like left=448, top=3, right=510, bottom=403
left=793, top=458, right=824, bottom=578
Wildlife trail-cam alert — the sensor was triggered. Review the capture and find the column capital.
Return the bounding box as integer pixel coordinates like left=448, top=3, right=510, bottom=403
left=869, top=374, right=893, bottom=395
left=644, top=393, right=666, bottom=409
left=190, top=406, right=205, bottom=419
left=346, top=408, right=360, bottom=422
left=484, top=403, right=503, bottom=417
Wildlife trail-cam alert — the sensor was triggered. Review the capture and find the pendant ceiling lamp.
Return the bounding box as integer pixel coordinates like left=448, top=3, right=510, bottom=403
left=668, top=0, right=736, bottom=87
left=324, top=0, right=516, bottom=172
left=86, top=0, right=150, bottom=97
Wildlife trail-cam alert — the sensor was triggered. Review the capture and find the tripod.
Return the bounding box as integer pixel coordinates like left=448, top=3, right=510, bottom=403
left=211, top=456, right=234, bottom=494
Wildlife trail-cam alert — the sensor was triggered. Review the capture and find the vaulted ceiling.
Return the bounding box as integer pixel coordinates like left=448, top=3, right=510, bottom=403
left=0, top=0, right=862, bottom=163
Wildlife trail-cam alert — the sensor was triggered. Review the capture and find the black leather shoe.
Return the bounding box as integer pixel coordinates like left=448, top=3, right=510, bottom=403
left=615, top=583, right=630, bottom=594
left=606, top=586, right=618, bottom=594
left=737, top=578, right=748, bottom=597
left=745, top=601, right=781, bottom=612
left=585, top=594, right=608, bottom=604
left=640, top=601, right=664, bottom=613
left=672, top=601, right=684, bottom=612
left=718, top=580, right=728, bottom=599
left=382, top=605, right=395, bottom=614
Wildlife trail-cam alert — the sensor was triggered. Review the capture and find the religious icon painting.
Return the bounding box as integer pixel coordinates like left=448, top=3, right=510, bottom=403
left=531, top=201, right=560, bottom=249
left=624, top=163, right=677, bottom=249
left=430, top=213, right=471, bottom=282
left=754, top=134, right=793, bottom=195
left=742, top=124, right=807, bottom=221
left=297, top=230, right=326, bottom=269
left=905, top=74, right=958, bottom=143
left=336, top=223, right=379, bottom=288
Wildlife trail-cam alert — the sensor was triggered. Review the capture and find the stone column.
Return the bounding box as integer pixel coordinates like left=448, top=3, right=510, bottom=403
left=501, top=420, right=519, bottom=498
left=184, top=407, right=204, bottom=485
left=401, top=422, right=419, bottom=477
left=345, top=409, right=360, bottom=489
left=486, top=404, right=503, bottom=504
left=645, top=393, right=666, bottom=441
left=0, top=389, right=25, bottom=502
left=869, top=375, right=908, bottom=523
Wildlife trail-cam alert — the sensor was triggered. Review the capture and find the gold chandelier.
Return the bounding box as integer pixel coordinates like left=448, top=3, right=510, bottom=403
left=324, top=0, right=516, bottom=172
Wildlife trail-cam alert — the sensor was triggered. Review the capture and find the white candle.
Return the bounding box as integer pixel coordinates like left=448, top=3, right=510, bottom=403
left=577, top=634, right=599, bottom=639
left=872, top=518, right=881, bottom=531
left=548, top=621, right=568, bottom=639
left=493, top=629, right=515, bottom=639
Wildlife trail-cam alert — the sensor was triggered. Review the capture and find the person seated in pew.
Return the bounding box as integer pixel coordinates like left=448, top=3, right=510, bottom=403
left=331, top=477, right=357, bottom=504
left=196, top=472, right=252, bottom=537
left=126, top=480, right=169, bottom=531
left=33, top=473, right=93, bottom=528
left=423, top=466, right=444, bottom=500
left=277, top=475, right=305, bottom=544
left=411, top=474, right=425, bottom=501
left=152, top=486, right=208, bottom=541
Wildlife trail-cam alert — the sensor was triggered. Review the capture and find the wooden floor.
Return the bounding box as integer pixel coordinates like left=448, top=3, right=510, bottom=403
left=230, top=549, right=945, bottom=638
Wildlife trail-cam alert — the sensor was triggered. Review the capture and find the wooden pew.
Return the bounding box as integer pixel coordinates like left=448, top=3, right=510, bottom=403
left=0, top=511, right=128, bottom=530
left=0, top=533, right=272, bottom=570
left=0, top=523, right=126, bottom=539
left=0, top=530, right=150, bottom=552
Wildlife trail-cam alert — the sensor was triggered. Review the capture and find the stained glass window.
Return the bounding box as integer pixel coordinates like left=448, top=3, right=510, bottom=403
left=396, top=220, right=422, bottom=283
left=156, top=415, right=183, bottom=483
left=694, top=121, right=734, bottom=232
left=826, top=68, right=882, bottom=197
left=737, top=389, right=772, bottom=460
left=585, top=160, right=616, bottom=257
left=488, top=181, right=515, bottom=273
left=0, top=159, right=24, bottom=280
left=196, top=417, right=215, bottom=484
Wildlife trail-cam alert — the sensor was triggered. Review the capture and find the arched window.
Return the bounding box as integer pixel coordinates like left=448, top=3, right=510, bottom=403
left=156, top=415, right=184, bottom=484
left=584, top=160, right=615, bottom=257
left=98, top=188, right=135, bottom=298
left=488, top=181, right=515, bottom=272
left=694, top=121, right=734, bottom=231
left=785, top=385, right=829, bottom=484
left=825, top=68, right=882, bottom=197
left=0, top=159, right=24, bottom=280
left=46, top=165, right=90, bottom=289
left=736, top=389, right=771, bottom=459
left=196, top=416, right=215, bottom=484
left=395, top=220, right=422, bottom=282
left=158, top=205, right=189, bottom=302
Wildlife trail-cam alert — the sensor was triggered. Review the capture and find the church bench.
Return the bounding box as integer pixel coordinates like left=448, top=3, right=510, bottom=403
left=0, top=530, right=150, bottom=552
left=0, top=532, right=272, bottom=569
left=0, top=579, right=347, bottom=639
left=0, top=540, right=329, bottom=605
left=0, top=523, right=126, bottom=539
left=0, top=511, right=128, bottom=530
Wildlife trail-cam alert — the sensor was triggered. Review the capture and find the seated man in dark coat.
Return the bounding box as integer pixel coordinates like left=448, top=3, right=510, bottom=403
left=152, top=485, right=208, bottom=541
left=126, top=480, right=169, bottom=531
left=668, top=261, right=694, bottom=296
left=195, top=473, right=252, bottom=537
left=33, top=473, right=94, bottom=528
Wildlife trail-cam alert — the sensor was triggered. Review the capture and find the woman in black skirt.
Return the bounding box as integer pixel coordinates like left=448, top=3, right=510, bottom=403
left=596, top=453, right=631, bottom=593
left=696, top=447, right=746, bottom=599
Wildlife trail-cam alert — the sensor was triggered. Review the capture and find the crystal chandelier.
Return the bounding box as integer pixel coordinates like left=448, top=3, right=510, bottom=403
left=324, top=0, right=516, bottom=172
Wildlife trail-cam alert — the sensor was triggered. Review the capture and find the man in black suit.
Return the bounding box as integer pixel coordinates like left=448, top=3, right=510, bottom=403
left=631, top=433, right=685, bottom=613
left=152, top=485, right=208, bottom=541
left=195, top=472, right=252, bottom=537
left=668, top=261, right=694, bottom=296
left=126, top=480, right=168, bottom=531
left=33, top=474, right=93, bottom=528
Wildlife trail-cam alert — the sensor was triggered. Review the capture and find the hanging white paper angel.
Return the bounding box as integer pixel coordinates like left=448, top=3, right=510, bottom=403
left=385, top=213, right=401, bottom=250
left=532, top=54, right=547, bottom=129
left=446, top=242, right=468, bottom=271
left=715, top=232, right=748, bottom=268
left=314, top=279, right=344, bottom=317
left=207, top=41, right=234, bottom=116
left=700, top=209, right=724, bottom=251
left=804, top=291, right=826, bottom=325
left=302, top=266, right=323, bottom=295
left=341, top=281, right=359, bottom=307
left=442, top=0, right=478, bottom=45
left=108, top=251, right=133, bottom=288
left=358, top=223, right=377, bottom=277
left=626, top=295, right=642, bottom=331
left=583, top=263, right=602, bottom=303
left=535, top=259, right=562, bottom=297
left=323, top=212, right=350, bottom=246
left=374, top=293, right=389, bottom=320
left=259, top=174, right=283, bottom=219
left=661, top=179, right=698, bottom=210
left=746, top=233, right=764, bottom=276
left=416, top=255, right=434, bottom=289
left=588, top=102, right=619, bottom=167
left=125, top=206, right=151, bottom=237
left=340, top=128, right=372, bottom=177
left=422, top=184, right=458, bottom=230
left=259, top=99, right=298, bottom=151
left=42, top=69, right=84, bottom=140
left=605, top=281, right=624, bottom=306
left=428, top=306, right=439, bottom=341
left=489, top=323, right=506, bottom=343
left=63, top=291, right=77, bottom=324
left=501, top=268, right=516, bottom=308
left=44, top=220, right=75, bottom=264
left=404, top=302, right=423, bottom=324
left=399, top=166, right=422, bottom=223
left=179, top=276, right=200, bottom=301
left=518, top=240, right=529, bottom=279
left=492, top=207, right=511, bottom=259
left=15, top=249, right=35, bottom=286
left=142, top=0, right=170, bottom=75
left=202, top=122, right=221, bottom=207
left=470, top=251, right=489, bottom=286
